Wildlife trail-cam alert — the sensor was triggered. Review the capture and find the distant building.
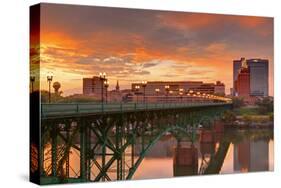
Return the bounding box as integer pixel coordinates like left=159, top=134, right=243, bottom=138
left=230, top=88, right=234, bottom=96
left=247, top=59, right=269, bottom=96
left=82, top=76, right=107, bottom=99
left=108, top=80, right=123, bottom=102
left=82, top=78, right=93, bottom=95
left=233, top=58, right=269, bottom=97
left=236, top=63, right=250, bottom=97
left=214, top=81, right=225, bottom=95
left=233, top=59, right=243, bottom=95
left=131, top=81, right=225, bottom=96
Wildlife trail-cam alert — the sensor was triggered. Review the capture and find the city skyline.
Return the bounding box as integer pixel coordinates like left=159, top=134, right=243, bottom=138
left=32, top=4, right=273, bottom=96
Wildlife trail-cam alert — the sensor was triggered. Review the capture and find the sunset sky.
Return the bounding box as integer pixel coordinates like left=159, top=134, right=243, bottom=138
left=34, top=3, right=274, bottom=96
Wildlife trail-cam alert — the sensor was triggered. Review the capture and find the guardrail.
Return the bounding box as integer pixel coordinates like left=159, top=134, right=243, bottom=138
left=41, top=102, right=232, bottom=119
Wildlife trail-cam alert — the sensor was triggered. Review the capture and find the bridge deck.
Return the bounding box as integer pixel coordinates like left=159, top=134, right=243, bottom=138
left=41, top=102, right=232, bottom=119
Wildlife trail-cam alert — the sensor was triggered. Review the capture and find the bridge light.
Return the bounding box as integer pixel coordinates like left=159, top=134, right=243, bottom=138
left=47, top=72, right=53, bottom=103
left=99, top=72, right=106, bottom=79
left=104, top=80, right=109, bottom=87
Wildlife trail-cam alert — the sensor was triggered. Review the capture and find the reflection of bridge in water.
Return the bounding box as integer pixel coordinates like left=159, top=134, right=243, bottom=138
left=39, top=102, right=232, bottom=184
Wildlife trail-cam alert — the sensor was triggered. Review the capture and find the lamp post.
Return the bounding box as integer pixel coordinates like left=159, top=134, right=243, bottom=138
left=104, top=80, right=109, bottom=104
left=141, top=81, right=147, bottom=103
left=189, top=90, right=194, bottom=103
left=30, top=75, right=35, bottom=93
left=155, top=88, right=160, bottom=103
left=99, top=72, right=106, bottom=103
left=47, top=72, right=53, bottom=103
left=179, top=92, right=183, bottom=102
left=165, top=85, right=170, bottom=103
left=135, top=85, right=140, bottom=103
left=179, top=88, right=184, bottom=102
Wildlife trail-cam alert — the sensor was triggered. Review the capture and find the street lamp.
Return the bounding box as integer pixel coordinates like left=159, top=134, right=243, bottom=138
left=104, top=80, right=109, bottom=104
left=30, top=75, right=35, bottom=93
left=155, top=88, right=160, bottom=103
left=47, top=72, right=53, bottom=103
left=165, top=85, right=170, bottom=103
left=179, top=88, right=184, bottom=102
left=179, top=92, right=183, bottom=102
left=99, top=72, right=106, bottom=103
left=135, top=85, right=140, bottom=103
left=141, top=81, right=147, bottom=103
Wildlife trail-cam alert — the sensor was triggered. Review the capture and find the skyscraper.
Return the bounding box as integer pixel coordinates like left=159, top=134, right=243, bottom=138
left=236, top=65, right=250, bottom=97
left=233, top=58, right=269, bottom=97
left=247, top=59, right=269, bottom=96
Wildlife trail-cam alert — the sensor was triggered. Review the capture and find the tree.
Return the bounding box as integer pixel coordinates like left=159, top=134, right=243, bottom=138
left=232, top=97, right=245, bottom=108
left=255, top=97, right=273, bottom=114
left=222, top=110, right=236, bottom=123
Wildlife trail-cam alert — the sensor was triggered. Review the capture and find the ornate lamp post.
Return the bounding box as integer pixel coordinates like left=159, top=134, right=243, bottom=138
left=135, top=85, right=140, bottom=103
left=99, top=72, right=106, bottom=103
left=141, top=81, right=147, bottom=103
left=47, top=72, right=53, bottom=103
left=165, top=85, right=170, bottom=103
left=30, top=75, right=35, bottom=93
left=104, top=80, right=109, bottom=103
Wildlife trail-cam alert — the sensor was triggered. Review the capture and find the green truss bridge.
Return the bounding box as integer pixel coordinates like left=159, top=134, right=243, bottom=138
left=38, top=101, right=233, bottom=184
left=41, top=102, right=232, bottom=119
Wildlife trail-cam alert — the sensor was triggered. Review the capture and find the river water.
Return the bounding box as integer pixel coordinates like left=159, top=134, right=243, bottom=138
left=133, top=129, right=273, bottom=179
left=43, top=128, right=273, bottom=181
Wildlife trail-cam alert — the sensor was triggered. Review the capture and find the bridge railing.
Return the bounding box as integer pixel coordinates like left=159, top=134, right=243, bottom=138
left=41, top=101, right=232, bottom=118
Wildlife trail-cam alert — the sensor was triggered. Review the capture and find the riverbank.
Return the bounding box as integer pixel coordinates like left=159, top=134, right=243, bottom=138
left=224, top=106, right=273, bottom=129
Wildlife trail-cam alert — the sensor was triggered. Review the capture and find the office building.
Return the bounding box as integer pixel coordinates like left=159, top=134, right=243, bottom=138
left=82, top=76, right=107, bottom=98
left=247, top=59, right=269, bottom=96
left=236, top=64, right=250, bottom=97
left=131, top=81, right=225, bottom=96
left=233, top=58, right=269, bottom=97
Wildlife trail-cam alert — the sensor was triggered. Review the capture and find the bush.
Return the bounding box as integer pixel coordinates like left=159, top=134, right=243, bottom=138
left=255, top=97, right=273, bottom=114
left=223, top=110, right=236, bottom=123
left=232, top=97, right=245, bottom=108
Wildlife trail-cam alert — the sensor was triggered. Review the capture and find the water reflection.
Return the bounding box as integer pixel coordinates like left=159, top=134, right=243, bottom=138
left=43, top=128, right=273, bottom=181
left=133, top=129, right=273, bottom=179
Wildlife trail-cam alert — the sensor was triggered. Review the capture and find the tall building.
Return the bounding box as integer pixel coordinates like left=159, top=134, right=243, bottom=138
left=233, top=58, right=269, bottom=97
left=82, top=76, right=107, bottom=97
left=247, top=59, right=269, bottom=96
left=233, top=59, right=243, bottom=94
left=236, top=64, right=250, bottom=97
